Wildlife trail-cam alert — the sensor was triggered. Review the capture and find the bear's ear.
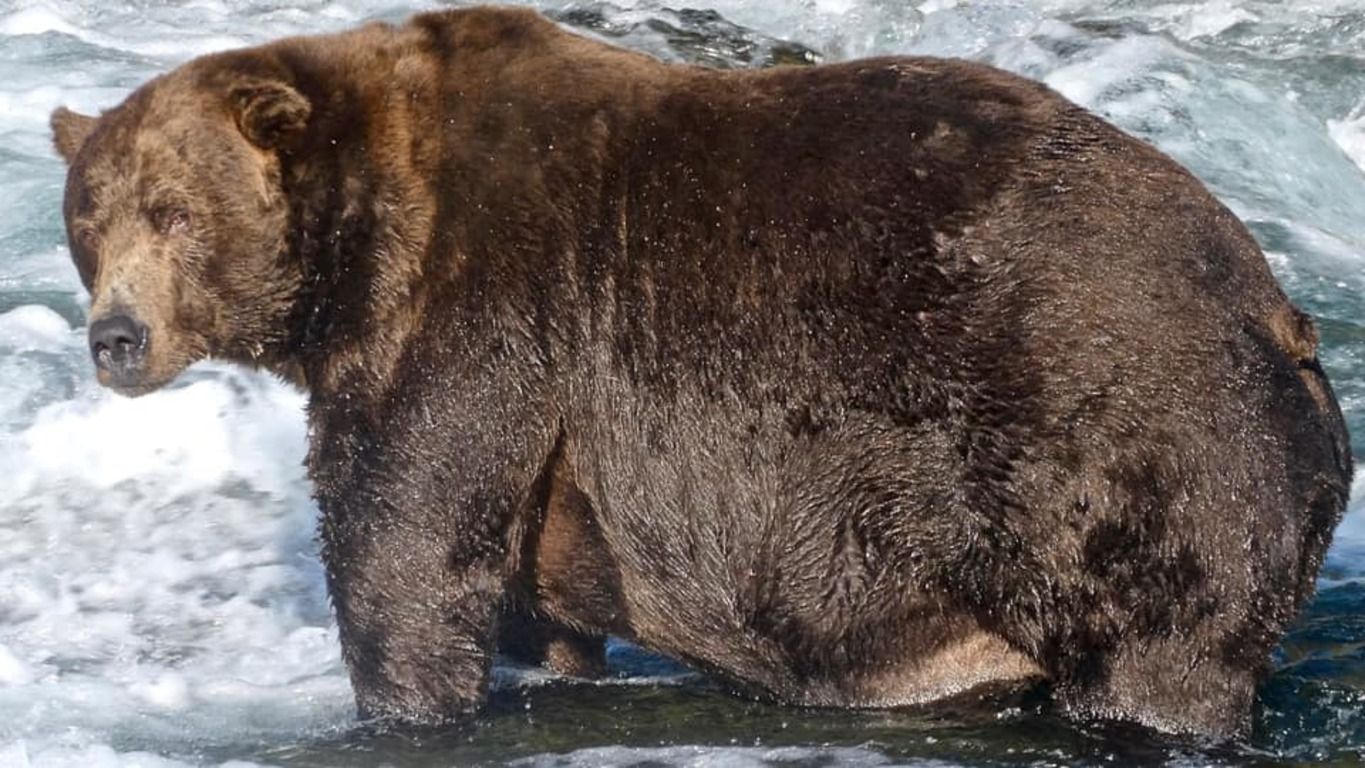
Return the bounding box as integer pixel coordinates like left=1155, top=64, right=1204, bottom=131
left=51, top=107, right=98, bottom=164
left=229, top=79, right=311, bottom=149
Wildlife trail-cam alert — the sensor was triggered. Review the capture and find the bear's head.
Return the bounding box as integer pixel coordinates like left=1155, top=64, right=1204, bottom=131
left=51, top=58, right=311, bottom=396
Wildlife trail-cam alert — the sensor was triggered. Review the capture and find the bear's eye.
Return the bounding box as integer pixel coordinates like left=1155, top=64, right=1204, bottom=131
left=75, top=226, right=99, bottom=252
left=153, top=207, right=192, bottom=235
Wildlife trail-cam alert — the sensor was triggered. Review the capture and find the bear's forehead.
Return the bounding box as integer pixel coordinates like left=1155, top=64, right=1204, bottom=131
left=76, top=136, right=178, bottom=212
left=75, top=102, right=215, bottom=212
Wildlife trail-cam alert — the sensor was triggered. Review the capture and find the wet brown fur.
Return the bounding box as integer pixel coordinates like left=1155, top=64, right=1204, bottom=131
left=52, top=6, right=1352, bottom=738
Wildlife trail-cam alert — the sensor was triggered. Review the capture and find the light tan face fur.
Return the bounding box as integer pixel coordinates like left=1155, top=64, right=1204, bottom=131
left=52, top=73, right=306, bottom=396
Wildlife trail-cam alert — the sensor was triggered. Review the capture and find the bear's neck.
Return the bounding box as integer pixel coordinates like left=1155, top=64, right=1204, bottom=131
left=271, top=47, right=440, bottom=403
left=266, top=19, right=660, bottom=413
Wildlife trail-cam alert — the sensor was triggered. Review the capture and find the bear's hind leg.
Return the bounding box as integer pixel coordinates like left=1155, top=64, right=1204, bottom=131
left=502, top=441, right=619, bottom=679
left=1054, top=634, right=1258, bottom=739
left=498, top=606, right=608, bottom=678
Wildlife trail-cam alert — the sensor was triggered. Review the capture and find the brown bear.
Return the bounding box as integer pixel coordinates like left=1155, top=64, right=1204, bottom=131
left=50, top=5, right=1351, bottom=739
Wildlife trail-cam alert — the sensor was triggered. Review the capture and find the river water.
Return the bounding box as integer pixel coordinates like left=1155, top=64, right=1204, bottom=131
left=0, top=1, right=1363, bottom=765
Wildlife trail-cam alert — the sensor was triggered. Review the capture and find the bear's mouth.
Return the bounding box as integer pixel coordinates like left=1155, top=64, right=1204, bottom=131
left=96, top=371, right=177, bottom=398
left=94, top=359, right=183, bottom=398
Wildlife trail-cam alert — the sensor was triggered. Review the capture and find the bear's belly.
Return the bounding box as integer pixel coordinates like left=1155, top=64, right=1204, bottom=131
left=615, top=589, right=1043, bottom=708
left=784, top=631, right=1044, bottom=708
left=555, top=401, right=1039, bottom=702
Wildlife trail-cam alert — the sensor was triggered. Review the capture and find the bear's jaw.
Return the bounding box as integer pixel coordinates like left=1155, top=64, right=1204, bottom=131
left=96, top=370, right=179, bottom=398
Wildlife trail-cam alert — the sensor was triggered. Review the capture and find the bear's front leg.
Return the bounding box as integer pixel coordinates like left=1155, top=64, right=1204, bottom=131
left=322, top=505, right=507, bottom=723
left=312, top=372, right=560, bottom=724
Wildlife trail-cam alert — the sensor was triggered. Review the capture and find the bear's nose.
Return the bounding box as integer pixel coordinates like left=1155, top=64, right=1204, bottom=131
left=89, top=313, right=149, bottom=373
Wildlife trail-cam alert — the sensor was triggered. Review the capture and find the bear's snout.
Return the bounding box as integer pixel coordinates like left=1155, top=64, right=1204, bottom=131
left=88, top=312, right=149, bottom=387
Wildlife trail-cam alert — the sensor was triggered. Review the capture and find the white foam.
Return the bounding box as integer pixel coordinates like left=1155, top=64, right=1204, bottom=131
left=0, top=305, right=70, bottom=351
left=0, top=740, right=270, bottom=768
left=557, top=0, right=926, bottom=60
left=1328, top=102, right=1365, bottom=176
left=1041, top=33, right=1170, bottom=107
left=0, top=7, right=82, bottom=38
left=1116, top=0, right=1260, bottom=41
left=0, top=644, right=36, bottom=687
left=0, top=304, right=344, bottom=758
left=1325, top=474, right=1365, bottom=576
left=1174, top=1, right=1257, bottom=40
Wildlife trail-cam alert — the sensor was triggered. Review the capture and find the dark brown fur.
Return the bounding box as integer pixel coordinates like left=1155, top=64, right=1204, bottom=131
left=52, top=6, right=1352, bottom=738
